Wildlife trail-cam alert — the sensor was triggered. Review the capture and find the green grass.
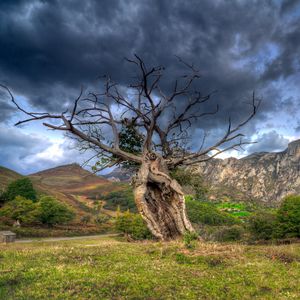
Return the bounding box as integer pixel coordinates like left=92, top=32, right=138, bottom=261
left=0, top=237, right=300, bottom=299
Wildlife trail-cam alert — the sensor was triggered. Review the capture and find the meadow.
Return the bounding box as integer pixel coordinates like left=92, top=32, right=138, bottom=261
left=0, top=236, right=300, bottom=299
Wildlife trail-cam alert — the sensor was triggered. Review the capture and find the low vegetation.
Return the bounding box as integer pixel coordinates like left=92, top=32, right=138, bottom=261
left=0, top=236, right=299, bottom=299
left=0, top=178, right=75, bottom=228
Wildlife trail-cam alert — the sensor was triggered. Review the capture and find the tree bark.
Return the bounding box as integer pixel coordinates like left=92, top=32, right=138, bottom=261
left=132, top=153, right=194, bottom=240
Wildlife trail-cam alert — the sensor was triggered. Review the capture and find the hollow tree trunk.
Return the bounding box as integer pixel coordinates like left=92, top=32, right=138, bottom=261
left=132, top=153, right=194, bottom=240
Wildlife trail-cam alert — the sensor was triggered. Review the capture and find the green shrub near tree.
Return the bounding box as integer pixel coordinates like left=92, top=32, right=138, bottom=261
left=103, top=189, right=137, bottom=212
left=37, top=196, right=75, bottom=226
left=115, top=210, right=151, bottom=240
left=5, top=178, right=37, bottom=201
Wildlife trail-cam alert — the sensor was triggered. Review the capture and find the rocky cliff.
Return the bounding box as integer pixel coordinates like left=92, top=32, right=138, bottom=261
left=189, top=139, right=300, bottom=205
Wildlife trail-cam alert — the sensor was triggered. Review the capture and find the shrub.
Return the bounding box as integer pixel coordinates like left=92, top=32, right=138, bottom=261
left=248, top=211, right=277, bottom=240
left=277, top=195, right=300, bottom=238
left=0, top=196, right=39, bottom=225
left=214, top=225, right=244, bottom=242
left=115, top=211, right=151, bottom=240
left=0, top=191, right=8, bottom=206
left=103, top=189, right=137, bottom=212
left=186, top=199, right=239, bottom=226
left=94, top=214, right=110, bottom=225
left=6, top=178, right=37, bottom=201
left=183, top=231, right=199, bottom=249
left=37, top=196, right=75, bottom=226
left=80, top=215, right=91, bottom=224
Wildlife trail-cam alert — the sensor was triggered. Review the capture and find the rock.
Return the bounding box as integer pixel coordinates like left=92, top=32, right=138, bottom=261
left=188, top=139, right=300, bottom=206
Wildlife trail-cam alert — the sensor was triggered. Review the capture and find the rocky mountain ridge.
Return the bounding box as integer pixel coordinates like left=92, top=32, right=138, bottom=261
left=189, top=139, right=300, bottom=205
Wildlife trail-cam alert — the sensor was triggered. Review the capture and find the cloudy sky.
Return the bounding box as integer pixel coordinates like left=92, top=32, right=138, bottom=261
left=0, top=0, right=300, bottom=174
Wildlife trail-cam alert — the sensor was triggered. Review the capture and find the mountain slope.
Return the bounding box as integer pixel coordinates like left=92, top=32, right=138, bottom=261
left=0, top=166, right=23, bottom=190
left=0, top=163, right=122, bottom=220
left=28, top=163, right=120, bottom=218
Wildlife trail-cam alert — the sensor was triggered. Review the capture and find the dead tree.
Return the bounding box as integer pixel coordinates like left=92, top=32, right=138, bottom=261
left=1, top=55, right=260, bottom=240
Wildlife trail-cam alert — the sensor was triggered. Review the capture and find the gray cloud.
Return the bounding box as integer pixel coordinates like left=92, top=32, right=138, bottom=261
left=246, top=130, right=290, bottom=153
left=0, top=0, right=300, bottom=169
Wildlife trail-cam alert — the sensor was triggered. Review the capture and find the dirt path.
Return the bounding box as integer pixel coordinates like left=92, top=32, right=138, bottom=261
left=16, top=233, right=118, bottom=243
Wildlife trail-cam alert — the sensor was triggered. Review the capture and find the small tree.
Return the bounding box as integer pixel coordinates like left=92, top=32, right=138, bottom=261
left=0, top=196, right=39, bottom=225
left=37, top=196, right=75, bottom=226
left=248, top=211, right=277, bottom=240
left=277, top=195, right=300, bottom=238
left=115, top=210, right=151, bottom=240
left=2, top=56, right=260, bottom=240
left=6, top=178, right=37, bottom=202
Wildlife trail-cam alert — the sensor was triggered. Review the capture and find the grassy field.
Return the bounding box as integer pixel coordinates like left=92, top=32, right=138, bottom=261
left=0, top=237, right=299, bottom=299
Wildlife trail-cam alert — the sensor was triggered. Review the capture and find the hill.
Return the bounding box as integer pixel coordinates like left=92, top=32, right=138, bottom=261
left=0, top=166, right=23, bottom=190
left=1, top=163, right=125, bottom=221
left=28, top=163, right=125, bottom=218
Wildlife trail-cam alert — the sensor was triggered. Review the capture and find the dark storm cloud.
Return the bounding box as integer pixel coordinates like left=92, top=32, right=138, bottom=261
left=246, top=130, right=289, bottom=153
left=0, top=0, right=299, bottom=141
left=0, top=89, right=16, bottom=122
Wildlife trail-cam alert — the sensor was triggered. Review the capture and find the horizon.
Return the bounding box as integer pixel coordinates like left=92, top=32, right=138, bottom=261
left=1, top=1, right=300, bottom=174
left=3, top=137, right=300, bottom=176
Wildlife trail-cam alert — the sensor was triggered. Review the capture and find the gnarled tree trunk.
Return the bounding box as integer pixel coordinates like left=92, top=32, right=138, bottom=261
left=132, top=153, right=194, bottom=240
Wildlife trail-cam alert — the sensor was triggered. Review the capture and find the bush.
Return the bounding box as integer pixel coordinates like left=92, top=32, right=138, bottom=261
left=6, top=178, right=37, bottom=201
left=37, top=196, right=75, bottom=226
left=214, top=225, right=244, bottom=242
left=0, top=191, right=8, bottom=206
left=103, top=189, right=137, bottom=212
left=115, top=211, right=151, bottom=240
left=248, top=211, right=277, bottom=240
left=94, top=214, right=110, bottom=225
left=80, top=215, right=91, bottom=224
left=183, top=231, right=199, bottom=249
left=0, top=196, right=39, bottom=225
left=277, top=195, right=300, bottom=238
left=186, top=199, right=239, bottom=226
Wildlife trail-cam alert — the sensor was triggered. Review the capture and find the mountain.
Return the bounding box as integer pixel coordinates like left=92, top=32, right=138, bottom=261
left=104, top=167, right=133, bottom=182
left=0, top=163, right=122, bottom=219
left=0, top=166, right=23, bottom=190
left=189, top=139, right=300, bottom=206
left=30, top=163, right=107, bottom=188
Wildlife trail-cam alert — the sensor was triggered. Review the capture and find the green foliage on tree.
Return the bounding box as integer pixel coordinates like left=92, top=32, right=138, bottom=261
left=93, top=123, right=144, bottom=172
left=277, top=195, right=300, bottom=238
left=115, top=210, right=151, bottom=240
left=170, top=168, right=208, bottom=200
left=0, top=196, right=39, bottom=225
left=185, top=199, right=239, bottom=226
left=117, top=123, right=144, bottom=169
left=37, top=196, right=75, bottom=226
left=6, top=178, right=37, bottom=202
